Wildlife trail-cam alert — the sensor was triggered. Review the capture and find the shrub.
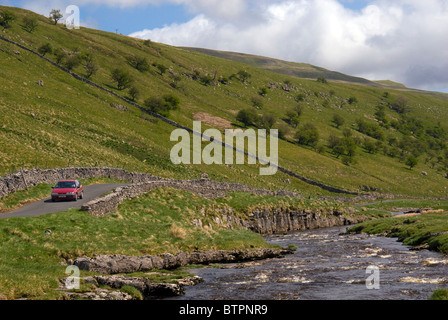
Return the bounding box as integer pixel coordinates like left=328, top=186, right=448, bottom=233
left=317, top=77, right=328, bottom=84
left=276, top=124, right=290, bottom=140
left=405, top=155, right=418, bottom=170
left=260, top=114, right=276, bottom=129
left=391, top=96, right=410, bottom=114
left=64, top=55, right=81, bottom=71
left=332, top=114, right=345, bottom=129
left=23, top=15, right=38, bottom=32
left=111, top=68, right=133, bottom=90
left=236, top=109, right=259, bottom=127
left=348, top=96, right=358, bottom=105
left=295, top=123, right=319, bottom=147
left=128, top=86, right=140, bottom=101
left=237, top=70, right=251, bottom=83
left=251, top=96, right=264, bottom=110
left=153, top=63, right=167, bottom=75
left=128, top=55, right=150, bottom=72
left=84, top=60, right=98, bottom=78
left=258, top=87, right=269, bottom=96
left=0, top=10, right=15, bottom=30
left=38, top=43, right=53, bottom=57
left=144, top=94, right=180, bottom=117
left=356, top=119, right=385, bottom=141
left=53, top=48, right=66, bottom=64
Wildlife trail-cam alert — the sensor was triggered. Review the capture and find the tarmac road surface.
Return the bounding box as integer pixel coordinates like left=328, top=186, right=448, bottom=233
left=0, top=183, right=129, bottom=219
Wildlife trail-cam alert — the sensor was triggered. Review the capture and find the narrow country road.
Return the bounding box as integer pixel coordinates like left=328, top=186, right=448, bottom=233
left=0, top=184, right=129, bottom=219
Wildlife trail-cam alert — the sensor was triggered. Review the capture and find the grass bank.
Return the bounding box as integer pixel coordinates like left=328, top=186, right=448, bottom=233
left=1, top=187, right=358, bottom=300
left=347, top=199, right=448, bottom=254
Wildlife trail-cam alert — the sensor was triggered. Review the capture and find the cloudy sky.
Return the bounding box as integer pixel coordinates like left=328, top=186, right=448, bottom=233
left=6, top=0, right=448, bottom=92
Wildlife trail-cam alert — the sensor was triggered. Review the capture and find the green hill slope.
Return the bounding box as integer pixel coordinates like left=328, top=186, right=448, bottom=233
left=1, top=6, right=448, bottom=197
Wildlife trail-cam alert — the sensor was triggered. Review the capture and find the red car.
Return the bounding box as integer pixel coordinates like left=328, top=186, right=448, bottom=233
left=51, top=180, right=84, bottom=202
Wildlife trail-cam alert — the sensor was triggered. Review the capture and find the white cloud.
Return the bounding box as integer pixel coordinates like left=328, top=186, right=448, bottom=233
left=129, top=0, right=448, bottom=91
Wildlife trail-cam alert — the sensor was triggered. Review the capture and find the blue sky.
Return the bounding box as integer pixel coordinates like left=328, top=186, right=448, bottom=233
left=8, top=0, right=371, bottom=34
left=4, top=0, right=448, bottom=93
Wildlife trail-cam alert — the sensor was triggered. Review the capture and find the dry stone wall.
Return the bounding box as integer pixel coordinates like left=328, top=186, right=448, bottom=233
left=80, top=177, right=303, bottom=217
left=0, top=167, right=163, bottom=199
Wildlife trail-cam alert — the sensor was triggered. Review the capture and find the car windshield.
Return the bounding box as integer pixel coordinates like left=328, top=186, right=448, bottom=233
left=55, top=182, right=76, bottom=188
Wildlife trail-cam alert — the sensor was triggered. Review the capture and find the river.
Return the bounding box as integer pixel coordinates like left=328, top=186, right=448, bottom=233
left=174, top=227, right=448, bottom=300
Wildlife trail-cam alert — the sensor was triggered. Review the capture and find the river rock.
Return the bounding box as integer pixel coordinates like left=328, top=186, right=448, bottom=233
left=74, top=248, right=292, bottom=274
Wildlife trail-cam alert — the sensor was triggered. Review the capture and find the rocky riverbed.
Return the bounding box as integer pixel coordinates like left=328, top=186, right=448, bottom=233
left=172, top=227, right=448, bottom=300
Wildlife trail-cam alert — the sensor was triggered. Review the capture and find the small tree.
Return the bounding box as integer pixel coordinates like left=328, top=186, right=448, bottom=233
left=128, top=55, right=150, bottom=72
left=295, top=123, right=320, bottom=147
left=153, top=63, right=167, bottom=76
left=49, top=9, right=63, bottom=25
left=111, top=68, right=133, bottom=90
left=64, top=55, right=80, bottom=71
left=260, top=114, right=276, bottom=129
left=84, top=60, right=98, bottom=78
left=236, top=109, right=259, bottom=127
left=23, top=15, right=38, bottom=32
left=0, top=10, right=15, bottom=30
left=251, top=96, right=264, bottom=110
left=38, top=43, right=53, bottom=56
left=237, top=70, right=251, bottom=83
left=144, top=94, right=180, bottom=117
left=332, top=114, right=345, bottom=129
left=348, top=96, right=358, bottom=105
left=392, top=95, right=410, bottom=114
left=405, top=155, right=418, bottom=170
left=53, top=48, right=66, bottom=64
left=317, top=77, right=328, bottom=84
left=276, top=124, right=290, bottom=140
left=258, top=87, right=269, bottom=97
left=128, top=86, right=140, bottom=101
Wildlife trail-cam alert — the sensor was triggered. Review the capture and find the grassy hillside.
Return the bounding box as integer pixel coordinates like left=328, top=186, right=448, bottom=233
left=1, top=6, right=448, bottom=197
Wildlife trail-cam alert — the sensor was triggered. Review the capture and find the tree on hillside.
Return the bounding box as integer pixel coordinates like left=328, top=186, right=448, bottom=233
left=260, top=114, right=276, bottom=129
left=49, top=9, right=64, bottom=25
left=144, top=94, right=180, bottom=117
left=22, top=14, right=38, bottom=32
left=295, top=123, right=320, bottom=147
left=38, top=43, right=53, bottom=57
left=391, top=95, right=410, bottom=114
left=53, top=48, right=67, bottom=64
left=317, top=77, right=328, bottom=84
left=0, top=10, right=15, bottom=30
left=84, top=60, right=98, bottom=78
left=332, top=114, right=345, bottom=129
left=405, top=155, right=418, bottom=170
left=63, top=55, right=81, bottom=71
left=111, top=68, right=133, bottom=90
left=251, top=96, right=264, bottom=110
left=128, top=85, right=140, bottom=101
left=153, top=63, right=167, bottom=76
left=237, top=70, right=251, bottom=83
left=236, top=109, right=259, bottom=127
left=49, top=9, right=63, bottom=25
left=258, top=87, right=269, bottom=97
left=128, top=55, right=150, bottom=72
